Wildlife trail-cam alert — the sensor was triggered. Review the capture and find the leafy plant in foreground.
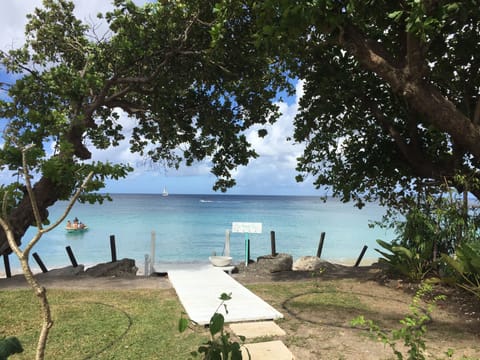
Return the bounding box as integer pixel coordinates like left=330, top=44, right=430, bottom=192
left=351, top=283, right=445, bottom=360
left=0, top=337, right=23, bottom=360
left=179, top=293, right=250, bottom=359
left=376, top=239, right=434, bottom=282
left=442, top=242, right=480, bottom=300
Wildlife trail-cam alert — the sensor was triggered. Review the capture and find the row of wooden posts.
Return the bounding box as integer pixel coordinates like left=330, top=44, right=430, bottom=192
left=2, top=231, right=369, bottom=278
left=2, top=235, right=119, bottom=279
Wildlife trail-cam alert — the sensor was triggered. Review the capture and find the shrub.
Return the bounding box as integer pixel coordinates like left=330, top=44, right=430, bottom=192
left=442, top=242, right=480, bottom=300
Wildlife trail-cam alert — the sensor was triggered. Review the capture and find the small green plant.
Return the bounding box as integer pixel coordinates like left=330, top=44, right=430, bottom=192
left=376, top=239, right=434, bottom=281
left=0, top=336, right=23, bottom=360
left=311, top=267, right=326, bottom=288
left=179, top=293, right=250, bottom=359
left=351, top=283, right=445, bottom=360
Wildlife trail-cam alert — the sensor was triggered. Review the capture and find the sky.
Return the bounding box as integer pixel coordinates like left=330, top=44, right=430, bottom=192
left=0, top=0, right=323, bottom=196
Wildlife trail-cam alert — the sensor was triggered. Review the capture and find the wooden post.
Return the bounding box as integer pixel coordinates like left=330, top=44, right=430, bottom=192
left=33, top=252, right=48, bottom=273
left=316, top=232, right=326, bottom=258
left=245, top=234, right=251, bottom=266
left=150, top=231, right=156, bottom=274
left=354, top=245, right=368, bottom=267
left=144, top=254, right=150, bottom=277
left=270, top=231, right=277, bottom=256
left=3, top=254, right=11, bottom=278
left=110, top=235, right=117, bottom=262
left=224, top=230, right=231, bottom=257
left=65, top=246, right=78, bottom=267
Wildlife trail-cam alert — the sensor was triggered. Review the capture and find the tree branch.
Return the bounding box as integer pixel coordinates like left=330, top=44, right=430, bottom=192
left=21, top=145, right=43, bottom=230
left=474, top=97, right=480, bottom=125
left=405, top=32, right=426, bottom=79
left=369, top=101, right=449, bottom=179
left=340, top=23, right=480, bottom=160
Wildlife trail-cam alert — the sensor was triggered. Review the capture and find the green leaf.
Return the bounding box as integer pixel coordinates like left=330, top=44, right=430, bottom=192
left=392, top=246, right=413, bottom=259
left=219, top=292, right=232, bottom=301
left=441, top=254, right=464, bottom=274
left=209, top=313, right=225, bottom=336
left=376, top=239, right=394, bottom=252
left=0, top=337, right=24, bottom=359
left=388, top=10, right=404, bottom=21
left=231, top=343, right=243, bottom=360
left=178, top=316, right=189, bottom=333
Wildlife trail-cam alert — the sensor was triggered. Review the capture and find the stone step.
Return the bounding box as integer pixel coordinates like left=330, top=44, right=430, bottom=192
left=242, top=340, right=295, bottom=360
left=229, top=321, right=286, bottom=339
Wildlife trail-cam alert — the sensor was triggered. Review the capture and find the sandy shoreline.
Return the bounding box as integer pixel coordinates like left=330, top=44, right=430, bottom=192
left=0, top=257, right=379, bottom=280
left=0, top=257, right=381, bottom=291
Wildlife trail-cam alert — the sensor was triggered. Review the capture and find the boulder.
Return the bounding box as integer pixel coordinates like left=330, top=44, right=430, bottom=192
left=256, top=253, right=293, bottom=273
left=41, top=265, right=85, bottom=277
left=292, top=256, right=324, bottom=271
left=85, top=258, right=138, bottom=277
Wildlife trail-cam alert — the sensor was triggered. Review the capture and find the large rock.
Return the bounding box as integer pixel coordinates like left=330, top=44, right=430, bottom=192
left=292, top=256, right=324, bottom=271
left=256, top=253, right=293, bottom=273
left=40, top=265, right=85, bottom=277
left=85, top=258, right=138, bottom=277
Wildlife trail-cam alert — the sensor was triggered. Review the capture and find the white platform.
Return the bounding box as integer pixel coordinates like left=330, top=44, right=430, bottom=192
left=168, top=264, right=283, bottom=325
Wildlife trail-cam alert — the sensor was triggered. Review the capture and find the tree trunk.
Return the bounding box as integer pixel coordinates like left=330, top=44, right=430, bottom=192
left=0, top=177, right=62, bottom=256
left=342, top=25, right=480, bottom=161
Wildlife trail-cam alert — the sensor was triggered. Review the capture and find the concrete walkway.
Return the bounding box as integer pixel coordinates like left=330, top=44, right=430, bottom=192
left=168, top=263, right=283, bottom=325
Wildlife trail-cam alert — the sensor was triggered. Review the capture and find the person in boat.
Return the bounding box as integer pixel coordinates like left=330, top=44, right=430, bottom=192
left=73, top=217, right=79, bottom=229
left=66, top=220, right=72, bottom=229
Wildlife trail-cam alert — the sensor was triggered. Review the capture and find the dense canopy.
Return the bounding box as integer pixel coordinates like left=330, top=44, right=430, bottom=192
left=243, top=0, right=480, bottom=208
left=0, top=0, right=287, bottom=254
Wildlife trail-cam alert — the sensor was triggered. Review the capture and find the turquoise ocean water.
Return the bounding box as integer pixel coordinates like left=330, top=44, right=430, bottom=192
left=4, top=194, right=396, bottom=273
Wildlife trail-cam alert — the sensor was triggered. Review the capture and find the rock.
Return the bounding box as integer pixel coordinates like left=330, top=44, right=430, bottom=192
left=292, top=256, right=325, bottom=271
left=85, top=258, right=138, bottom=277
left=256, top=253, right=293, bottom=273
left=41, top=265, right=85, bottom=277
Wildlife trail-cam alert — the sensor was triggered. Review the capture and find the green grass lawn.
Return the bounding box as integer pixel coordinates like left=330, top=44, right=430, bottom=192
left=0, top=288, right=206, bottom=359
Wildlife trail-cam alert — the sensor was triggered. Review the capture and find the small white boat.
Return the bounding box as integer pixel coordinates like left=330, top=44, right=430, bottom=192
left=209, top=256, right=232, bottom=267
left=162, top=186, right=169, bottom=197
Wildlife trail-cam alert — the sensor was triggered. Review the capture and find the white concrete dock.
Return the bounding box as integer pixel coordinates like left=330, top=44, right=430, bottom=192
left=168, top=263, right=283, bottom=325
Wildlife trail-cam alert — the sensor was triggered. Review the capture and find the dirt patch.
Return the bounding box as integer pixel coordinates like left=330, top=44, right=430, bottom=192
left=0, top=271, right=171, bottom=290
left=233, top=263, right=480, bottom=359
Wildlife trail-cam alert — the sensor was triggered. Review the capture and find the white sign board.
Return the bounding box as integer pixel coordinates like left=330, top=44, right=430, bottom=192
left=232, top=222, right=262, bottom=234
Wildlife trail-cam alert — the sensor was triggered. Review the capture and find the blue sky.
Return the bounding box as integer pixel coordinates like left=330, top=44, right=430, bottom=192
left=0, top=1, right=323, bottom=196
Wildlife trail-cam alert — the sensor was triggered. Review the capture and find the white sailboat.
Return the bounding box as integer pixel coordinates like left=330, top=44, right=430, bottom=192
left=162, top=186, right=169, bottom=197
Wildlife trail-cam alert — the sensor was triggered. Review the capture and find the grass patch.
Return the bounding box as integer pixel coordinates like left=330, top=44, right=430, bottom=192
left=0, top=288, right=206, bottom=359
left=287, top=291, right=368, bottom=312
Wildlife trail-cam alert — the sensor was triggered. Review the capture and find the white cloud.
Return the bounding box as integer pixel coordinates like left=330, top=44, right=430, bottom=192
left=230, top=80, right=309, bottom=193
left=0, top=1, right=41, bottom=49
left=0, top=1, right=149, bottom=49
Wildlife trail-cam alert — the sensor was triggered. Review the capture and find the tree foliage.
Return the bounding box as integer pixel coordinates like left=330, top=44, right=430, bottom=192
left=0, top=0, right=287, bottom=254
left=216, top=0, right=480, bottom=210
